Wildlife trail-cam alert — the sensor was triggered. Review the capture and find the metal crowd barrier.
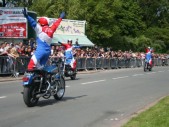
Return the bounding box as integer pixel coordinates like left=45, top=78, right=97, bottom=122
left=76, top=58, right=86, bottom=70
left=0, top=56, right=14, bottom=74
left=96, top=58, right=103, bottom=69
left=0, top=56, right=168, bottom=76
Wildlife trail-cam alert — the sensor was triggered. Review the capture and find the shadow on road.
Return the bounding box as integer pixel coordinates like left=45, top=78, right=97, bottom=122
left=36, top=95, right=87, bottom=107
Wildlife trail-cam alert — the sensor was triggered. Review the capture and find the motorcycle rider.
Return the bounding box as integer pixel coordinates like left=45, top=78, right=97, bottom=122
left=145, top=46, right=153, bottom=67
left=22, top=8, right=65, bottom=70
left=58, top=39, right=80, bottom=70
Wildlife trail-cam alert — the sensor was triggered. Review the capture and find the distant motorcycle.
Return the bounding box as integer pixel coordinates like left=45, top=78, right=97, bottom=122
left=62, top=57, right=77, bottom=80
left=144, top=59, right=152, bottom=72
left=64, top=64, right=77, bottom=80
left=162, top=59, right=166, bottom=66
left=22, top=59, right=65, bottom=107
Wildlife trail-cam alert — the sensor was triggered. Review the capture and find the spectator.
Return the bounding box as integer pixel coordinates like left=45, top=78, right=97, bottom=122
left=28, top=38, right=36, bottom=50
left=75, top=38, right=79, bottom=46
left=17, top=42, right=24, bottom=54
left=0, top=42, right=6, bottom=55
left=25, top=46, right=32, bottom=57
left=51, top=45, right=55, bottom=56
left=8, top=46, right=19, bottom=59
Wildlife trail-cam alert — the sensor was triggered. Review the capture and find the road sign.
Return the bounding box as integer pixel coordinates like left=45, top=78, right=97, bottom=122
left=0, top=7, right=27, bottom=38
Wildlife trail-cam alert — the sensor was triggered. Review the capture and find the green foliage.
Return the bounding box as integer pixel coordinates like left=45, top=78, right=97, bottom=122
left=25, top=0, right=169, bottom=53
left=123, top=96, right=169, bottom=127
left=145, top=27, right=169, bottom=52
left=115, top=0, right=146, bottom=37
left=152, top=41, right=164, bottom=53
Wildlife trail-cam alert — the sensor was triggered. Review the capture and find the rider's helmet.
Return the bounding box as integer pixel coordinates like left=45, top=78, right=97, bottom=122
left=38, top=17, right=49, bottom=26
left=67, top=39, right=72, bottom=45
left=146, top=46, right=153, bottom=53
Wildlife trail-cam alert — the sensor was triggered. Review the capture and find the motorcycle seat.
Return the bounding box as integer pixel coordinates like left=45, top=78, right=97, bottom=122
left=26, top=68, right=47, bottom=74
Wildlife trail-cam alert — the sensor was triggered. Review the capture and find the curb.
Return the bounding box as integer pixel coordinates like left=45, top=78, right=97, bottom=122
left=0, top=77, right=22, bottom=82
left=0, top=70, right=99, bottom=82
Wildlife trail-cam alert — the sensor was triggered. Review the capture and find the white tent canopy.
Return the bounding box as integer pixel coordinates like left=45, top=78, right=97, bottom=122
left=52, top=34, right=94, bottom=46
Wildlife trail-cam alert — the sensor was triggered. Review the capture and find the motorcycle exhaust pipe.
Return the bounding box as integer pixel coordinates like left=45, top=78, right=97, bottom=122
left=36, top=92, right=51, bottom=98
left=36, top=93, right=47, bottom=98
left=36, top=81, right=51, bottom=98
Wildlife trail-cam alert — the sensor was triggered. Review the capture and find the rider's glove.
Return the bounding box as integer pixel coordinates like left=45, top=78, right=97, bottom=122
left=22, top=7, right=28, bottom=17
left=60, top=12, right=65, bottom=19
left=58, top=41, right=62, bottom=44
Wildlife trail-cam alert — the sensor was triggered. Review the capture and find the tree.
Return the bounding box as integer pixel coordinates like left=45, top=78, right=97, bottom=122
left=25, top=0, right=169, bottom=53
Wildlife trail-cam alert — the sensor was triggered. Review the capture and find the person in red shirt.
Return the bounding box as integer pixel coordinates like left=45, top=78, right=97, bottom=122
left=58, top=39, right=81, bottom=70
left=22, top=8, right=65, bottom=70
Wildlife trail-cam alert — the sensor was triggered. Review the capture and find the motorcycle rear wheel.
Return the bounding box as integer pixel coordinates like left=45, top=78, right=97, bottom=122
left=70, top=74, right=76, bottom=80
left=54, top=76, right=65, bottom=100
left=23, top=86, right=39, bottom=107
left=149, top=65, right=152, bottom=71
left=144, top=63, right=147, bottom=72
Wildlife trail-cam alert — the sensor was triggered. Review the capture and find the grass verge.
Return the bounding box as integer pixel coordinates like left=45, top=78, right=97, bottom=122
left=122, top=96, right=169, bottom=127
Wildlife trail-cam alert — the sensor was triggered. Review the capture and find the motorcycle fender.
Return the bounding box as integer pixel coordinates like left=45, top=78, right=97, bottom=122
left=23, top=82, right=29, bottom=86
left=22, top=75, right=33, bottom=86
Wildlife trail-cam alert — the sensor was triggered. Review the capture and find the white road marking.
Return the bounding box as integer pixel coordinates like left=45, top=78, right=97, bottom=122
left=146, top=72, right=156, bottom=74
left=0, top=96, right=6, bottom=99
left=66, top=85, right=70, bottom=88
left=81, top=80, right=105, bottom=85
left=112, top=76, right=129, bottom=80
left=74, top=69, right=167, bottom=85
left=158, top=71, right=164, bottom=72
left=132, top=74, right=144, bottom=76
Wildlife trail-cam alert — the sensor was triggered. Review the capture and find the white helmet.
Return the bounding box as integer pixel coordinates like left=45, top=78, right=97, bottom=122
left=67, top=39, right=72, bottom=43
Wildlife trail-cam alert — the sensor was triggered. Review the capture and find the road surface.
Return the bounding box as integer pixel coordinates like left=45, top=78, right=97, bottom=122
left=0, top=66, right=169, bottom=127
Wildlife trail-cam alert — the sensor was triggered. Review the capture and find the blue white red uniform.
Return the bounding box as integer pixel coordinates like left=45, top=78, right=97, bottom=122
left=26, top=16, right=62, bottom=70
left=58, top=42, right=80, bottom=70
left=145, top=47, right=153, bottom=66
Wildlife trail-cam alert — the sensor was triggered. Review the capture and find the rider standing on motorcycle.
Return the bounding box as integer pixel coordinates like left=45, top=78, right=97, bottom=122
left=58, top=39, right=80, bottom=70
left=22, top=8, right=65, bottom=70
left=145, top=47, right=153, bottom=67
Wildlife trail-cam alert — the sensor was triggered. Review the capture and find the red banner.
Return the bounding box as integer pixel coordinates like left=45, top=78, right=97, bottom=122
left=0, top=7, right=27, bottom=38
left=0, top=22, right=26, bottom=38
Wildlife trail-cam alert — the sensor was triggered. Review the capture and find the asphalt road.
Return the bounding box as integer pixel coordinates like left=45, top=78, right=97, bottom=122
left=0, top=66, right=169, bottom=127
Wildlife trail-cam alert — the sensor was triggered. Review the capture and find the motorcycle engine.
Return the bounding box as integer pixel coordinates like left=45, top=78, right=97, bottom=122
left=67, top=70, right=73, bottom=75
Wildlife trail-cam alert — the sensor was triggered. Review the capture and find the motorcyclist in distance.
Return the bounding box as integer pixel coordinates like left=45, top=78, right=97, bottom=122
left=145, top=46, right=153, bottom=67
left=22, top=8, right=65, bottom=70
left=58, top=39, right=81, bottom=70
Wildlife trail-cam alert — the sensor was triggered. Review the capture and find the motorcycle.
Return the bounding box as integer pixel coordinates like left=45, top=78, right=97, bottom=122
left=64, top=64, right=77, bottom=80
left=61, top=57, right=77, bottom=80
left=144, top=59, right=152, bottom=72
left=162, top=58, right=166, bottom=66
left=50, top=57, right=77, bottom=80
left=22, top=59, right=65, bottom=107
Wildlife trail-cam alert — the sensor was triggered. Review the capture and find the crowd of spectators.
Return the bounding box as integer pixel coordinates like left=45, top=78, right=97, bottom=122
left=0, top=38, right=169, bottom=61
left=0, top=39, right=36, bottom=58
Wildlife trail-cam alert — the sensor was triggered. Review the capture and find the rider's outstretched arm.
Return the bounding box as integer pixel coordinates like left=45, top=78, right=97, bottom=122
left=50, top=12, right=65, bottom=33
left=73, top=45, right=81, bottom=49
left=26, top=16, right=37, bottom=28
left=22, top=8, right=41, bottom=34
left=58, top=41, right=68, bottom=47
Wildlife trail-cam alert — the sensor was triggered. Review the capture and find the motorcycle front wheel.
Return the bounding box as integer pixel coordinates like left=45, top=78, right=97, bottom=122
left=149, top=65, right=152, bottom=71
left=70, top=73, right=76, bottom=80
left=54, top=76, right=65, bottom=100
left=149, top=68, right=152, bottom=71
left=70, top=68, right=77, bottom=80
left=23, top=86, right=39, bottom=107
left=144, top=62, right=147, bottom=72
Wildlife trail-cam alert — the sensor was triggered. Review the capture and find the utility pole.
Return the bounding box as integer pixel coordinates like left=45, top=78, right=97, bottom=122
left=2, top=0, right=5, bottom=7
